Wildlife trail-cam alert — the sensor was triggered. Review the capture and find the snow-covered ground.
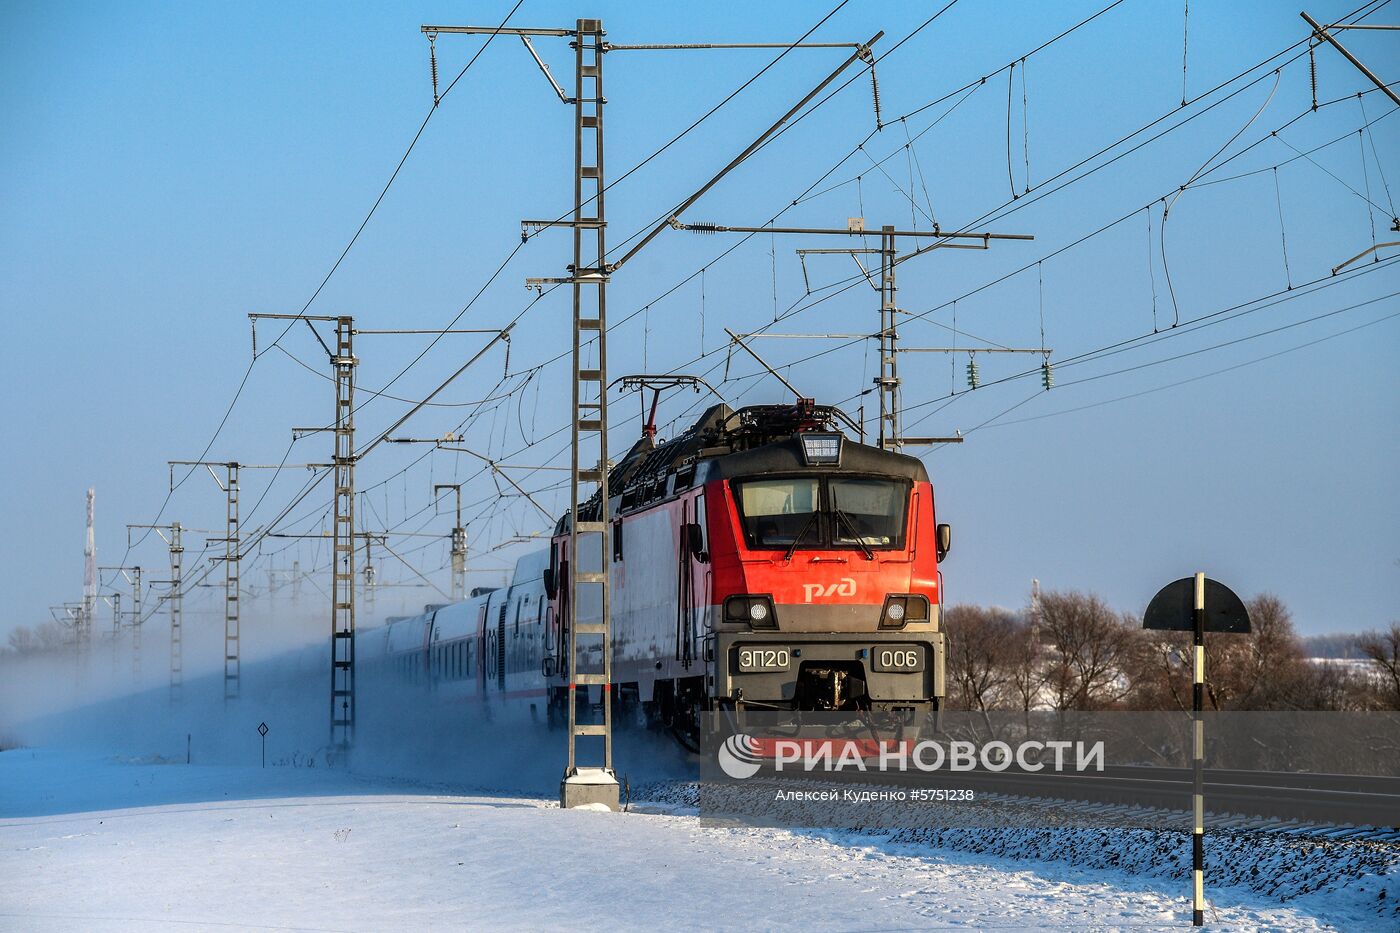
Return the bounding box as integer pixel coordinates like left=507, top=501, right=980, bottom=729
left=0, top=748, right=1367, bottom=932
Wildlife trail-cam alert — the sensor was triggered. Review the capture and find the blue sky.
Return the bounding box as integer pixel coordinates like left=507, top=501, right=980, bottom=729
left=2, top=0, right=1397, bottom=642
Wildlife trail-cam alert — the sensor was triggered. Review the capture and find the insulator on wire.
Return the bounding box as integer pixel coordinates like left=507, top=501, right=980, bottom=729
left=429, top=34, right=441, bottom=107
left=966, top=356, right=980, bottom=390
left=687, top=221, right=720, bottom=234
left=1041, top=358, right=1054, bottom=390
left=870, top=61, right=883, bottom=131
left=1308, top=44, right=1318, bottom=111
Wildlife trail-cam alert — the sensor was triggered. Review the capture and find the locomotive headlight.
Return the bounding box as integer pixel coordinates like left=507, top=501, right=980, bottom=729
left=799, top=432, right=843, bottom=466
left=880, top=594, right=929, bottom=628
left=725, top=595, right=777, bottom=629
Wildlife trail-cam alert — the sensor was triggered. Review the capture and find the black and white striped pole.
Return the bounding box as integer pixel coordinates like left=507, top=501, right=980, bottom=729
left=1191, top=571, right=1206, bottom=926
left=1144, top=572, right=1250, bottom=928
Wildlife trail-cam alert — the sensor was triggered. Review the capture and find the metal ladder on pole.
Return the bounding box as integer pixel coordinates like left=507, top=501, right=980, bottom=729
left=561, top=17, right=619, bottom=810
left=169, top=522, right=183, bottom=703
left=110, top=593, right=121, bottom=675
left=877, top=224, right=901, bottom=451
left=224, top=464, right=240, bottom=700
left=330, top=316, right=358, bottom=751
left=80, top=489, right=95, bottom=671
left=131, top=566, right=142, bottom=683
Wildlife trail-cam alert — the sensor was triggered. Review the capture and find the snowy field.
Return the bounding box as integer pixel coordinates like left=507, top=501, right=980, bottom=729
left=2, top=647, right=1390, bottom=930
left=0, top=747, right=1367, bottom=932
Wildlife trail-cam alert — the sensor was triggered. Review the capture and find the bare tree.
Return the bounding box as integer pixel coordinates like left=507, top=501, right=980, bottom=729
left=1038, top=591, right=1142, bottom=710
left=1205, top=594, right=1309, bottom=709
left=1131, top=634, right=1194, bottom=712
left=1357, top=623, right=1400, bottom=710
left=1004, top=616, right=1045, bottom=718
left=943, top=590, right=1377, bottom=713
left=6, top=622, right=67, bottom=656
left=1134, top=596, right=1374, bottom=711
left=943, top=605, right=1019, bottom=711
left=7, top=626, right=38, bottom=654
left=1287, top=660, right=1369, bottom=711
left=34, top=621, right=67, bottom=652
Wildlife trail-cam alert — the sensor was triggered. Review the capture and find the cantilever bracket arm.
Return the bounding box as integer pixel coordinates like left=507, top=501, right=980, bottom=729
left=608, top=32, right=885, bottom=273
left=355, top=325, right=514, bottom=461
left=895, top=231, right=1035, bottom=266
left=1301, top=11, right=1400, bottom=107
left=724, top=327, right=805, bottom=400
left=436, top=445, right=556, bottom=522
left=520, top=36, right=571, bottom=103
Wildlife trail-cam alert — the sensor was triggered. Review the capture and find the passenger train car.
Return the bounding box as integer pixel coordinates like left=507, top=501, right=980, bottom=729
left=368, top=400, right=951, bottom=747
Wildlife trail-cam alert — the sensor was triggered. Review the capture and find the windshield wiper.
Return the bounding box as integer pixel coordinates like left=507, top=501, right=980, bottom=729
left=784, top=512, right=819, bottom=561
left=832, top=507, right=874, bottom=560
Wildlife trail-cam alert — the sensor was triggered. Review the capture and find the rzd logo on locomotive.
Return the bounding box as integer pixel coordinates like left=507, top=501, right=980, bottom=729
left=802, top=577, right=857, bottom=602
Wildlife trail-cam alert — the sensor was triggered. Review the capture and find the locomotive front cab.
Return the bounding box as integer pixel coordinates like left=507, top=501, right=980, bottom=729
left=703, top=428, right=947, bottom=718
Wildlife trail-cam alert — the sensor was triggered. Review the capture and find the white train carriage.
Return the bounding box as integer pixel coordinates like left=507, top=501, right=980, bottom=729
left=372, top=550, right=552, bottom=716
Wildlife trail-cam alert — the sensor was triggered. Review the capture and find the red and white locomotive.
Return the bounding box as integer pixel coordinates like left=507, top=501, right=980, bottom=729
left=371, top=400, right=951, bottom=746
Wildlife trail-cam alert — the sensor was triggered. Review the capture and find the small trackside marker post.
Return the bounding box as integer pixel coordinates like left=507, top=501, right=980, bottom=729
left=1144, top=572, right=1251, bottom=927
left=258, top=721, right=269, bottom=768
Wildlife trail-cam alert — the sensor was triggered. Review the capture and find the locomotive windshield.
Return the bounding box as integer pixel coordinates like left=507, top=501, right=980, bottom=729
left=733, top=475, right=909, bottom=551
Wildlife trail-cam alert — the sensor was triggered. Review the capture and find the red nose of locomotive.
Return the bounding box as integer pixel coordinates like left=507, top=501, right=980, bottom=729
left=699, top=408, right=946, bottom=716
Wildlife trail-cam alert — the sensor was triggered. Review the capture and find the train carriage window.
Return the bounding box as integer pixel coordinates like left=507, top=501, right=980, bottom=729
left=612, top=519, right=624, bottom=562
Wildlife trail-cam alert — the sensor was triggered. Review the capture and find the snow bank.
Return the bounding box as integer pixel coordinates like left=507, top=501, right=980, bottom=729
left=632, top=780, right=1399, bottom=929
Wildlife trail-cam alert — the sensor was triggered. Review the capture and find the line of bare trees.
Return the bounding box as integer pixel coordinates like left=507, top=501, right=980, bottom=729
left=944, top=591, right=1400, bottom=712
left=4, top=622, right=70, bottom=657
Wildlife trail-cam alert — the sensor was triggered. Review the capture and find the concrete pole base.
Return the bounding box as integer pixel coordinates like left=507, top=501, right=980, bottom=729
left=560, top=767, right=621, bottom=810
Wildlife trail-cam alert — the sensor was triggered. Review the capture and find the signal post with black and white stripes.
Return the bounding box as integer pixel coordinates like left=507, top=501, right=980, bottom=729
left=1145, top=571, right=1251, bottom=926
